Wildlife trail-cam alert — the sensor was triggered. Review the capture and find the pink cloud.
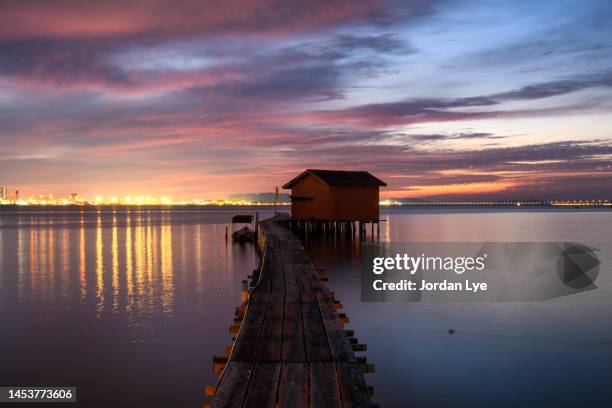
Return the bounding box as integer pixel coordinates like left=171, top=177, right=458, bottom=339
left=0, top=0, right=397, bottom=40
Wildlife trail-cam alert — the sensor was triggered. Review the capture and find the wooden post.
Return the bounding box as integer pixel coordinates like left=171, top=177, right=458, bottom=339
left=241, top=280, right=248, bottom=302
left=254, top=212, right=259, bottom=237
left=274, top=186, right=279, bottom=215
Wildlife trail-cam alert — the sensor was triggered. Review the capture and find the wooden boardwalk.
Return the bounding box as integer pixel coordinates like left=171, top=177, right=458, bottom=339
left=211, top=216, right=372, bottom=408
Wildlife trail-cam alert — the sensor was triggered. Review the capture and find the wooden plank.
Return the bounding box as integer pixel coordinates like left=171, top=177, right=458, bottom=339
left=337, top=363, right=372, bottom=408
left=310, top=362, right=342, bottom=408
left=277, top=363, right=308, bottom=408
left=296, top=264, right=332, bottom=362
left=282, top=261, right=306, bottom=362
left=243, top=362, right=281, bottom=408
left=256, top=240, right=285, bottom=361
left=299, top=257, right=327, bottom=295
left=211, top=362, right=253, bottom=408
left=232, top=261, right=272, bottom=361
left=254, top=247, right=274, bottom=293
left=281, top=241, right=306, bottom=361
left=318, top=293, right=356, bottom=363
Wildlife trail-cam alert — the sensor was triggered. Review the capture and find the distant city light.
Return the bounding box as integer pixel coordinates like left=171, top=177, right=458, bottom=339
left=0, top=189, right=292, bottom=206
left=0, top=186, right=609, bottom=207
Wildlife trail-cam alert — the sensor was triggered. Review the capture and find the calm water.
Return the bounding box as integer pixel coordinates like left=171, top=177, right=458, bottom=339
left=1, top=207, right=611, bottom=407
left=0, top=206, right=276, bottom=407
left=306, top=209, right=612, bottom=407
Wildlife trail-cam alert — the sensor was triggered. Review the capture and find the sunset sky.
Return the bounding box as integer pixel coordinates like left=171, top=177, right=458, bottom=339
left=1, top=0, right=611, bottom=200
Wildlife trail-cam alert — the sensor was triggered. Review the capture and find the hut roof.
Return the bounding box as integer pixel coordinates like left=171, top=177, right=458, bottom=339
left=282, top=169, right=387, bottom=189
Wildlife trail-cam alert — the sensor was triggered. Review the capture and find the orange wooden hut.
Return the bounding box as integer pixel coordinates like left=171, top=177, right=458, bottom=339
left=282, top=169, right=387, bottom=221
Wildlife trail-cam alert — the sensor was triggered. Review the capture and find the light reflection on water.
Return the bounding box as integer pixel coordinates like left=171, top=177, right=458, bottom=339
left=9, top=211, right=179, bottom=321
left=3, top=207, right=610, bottom=407
left=0, top=207, right=273, bottom=407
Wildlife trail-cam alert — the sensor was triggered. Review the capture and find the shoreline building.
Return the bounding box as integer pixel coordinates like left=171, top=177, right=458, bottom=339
left=0, top=187, right=18, bottom=204
left=282, top=169, right=386, bottom=221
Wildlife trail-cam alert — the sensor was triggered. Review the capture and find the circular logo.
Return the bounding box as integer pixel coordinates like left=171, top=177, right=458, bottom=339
left=556, top=243, right=600, bottom=289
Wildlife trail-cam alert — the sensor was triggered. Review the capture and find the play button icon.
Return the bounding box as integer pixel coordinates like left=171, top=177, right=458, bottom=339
left=557, top=243, right=600, bottom=289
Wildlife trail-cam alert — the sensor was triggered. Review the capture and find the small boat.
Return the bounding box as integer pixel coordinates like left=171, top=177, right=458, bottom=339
left=232, top=226, right=254, bottom=242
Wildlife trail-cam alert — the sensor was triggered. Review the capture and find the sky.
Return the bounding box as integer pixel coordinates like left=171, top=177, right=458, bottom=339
left=0, top=0, right=611, bottom=200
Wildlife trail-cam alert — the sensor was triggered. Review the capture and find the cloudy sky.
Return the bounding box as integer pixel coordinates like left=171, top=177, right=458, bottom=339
left=1, top=0, right=611, bottom=200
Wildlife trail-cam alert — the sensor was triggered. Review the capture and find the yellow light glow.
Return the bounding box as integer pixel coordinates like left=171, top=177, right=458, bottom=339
left=0, top=191, right=607, bottom=208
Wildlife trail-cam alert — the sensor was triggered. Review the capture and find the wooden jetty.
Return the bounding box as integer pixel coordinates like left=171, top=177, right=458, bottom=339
left=211, top=215, right=373, bottom=407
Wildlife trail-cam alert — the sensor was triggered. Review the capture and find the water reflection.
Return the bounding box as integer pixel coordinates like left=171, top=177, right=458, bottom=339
left=47, top=224, right=54, bottom=303
left=61, top=227, right=69, bottom=296
left=112, top=214, right=119, bottom=314
left=17, top=228, right=24, bottom=301
left=79, top=217, right=86, bottom=302
left=95, top=213, right=104, bottom=317
left=29, top=227, right=38, bottom=300
left=161, top=222, right=174, bottom=316
left=126, top=214, right=134, bottom=318
left=0, top=207, right=268, bottom=408
left=6, top=211, right=180, bottom=320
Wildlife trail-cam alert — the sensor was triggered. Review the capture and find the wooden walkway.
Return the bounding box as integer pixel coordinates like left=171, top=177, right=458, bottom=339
left=211, top=216, right=372, bottom=408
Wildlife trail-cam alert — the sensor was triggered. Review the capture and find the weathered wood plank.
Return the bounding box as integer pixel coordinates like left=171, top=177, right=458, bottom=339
left=318, top=293, right=356, bottom=363
left=244, top=362, right=281, bottom=408
left=296, top=264, right=333, bottom=362
left=277, top=363, right=308, bottom=408
left=281, top=242, right=306, bottom=362
left=231, top=261, right=272, bottom=361
left=282, top=276, right=306, bottom=360
left=256, top=247, right=285, bottom=361
left=310, top=362, right=342, bottom=408
left=211, top=362, right=253, bottom=408
left=337, top=363, right=372, bottom=408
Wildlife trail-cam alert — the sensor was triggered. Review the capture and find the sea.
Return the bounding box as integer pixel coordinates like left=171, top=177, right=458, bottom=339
left=0, top=206, right=610, bottom=407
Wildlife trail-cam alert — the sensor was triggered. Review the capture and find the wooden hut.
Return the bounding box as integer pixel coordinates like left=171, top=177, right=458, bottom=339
left=282, top=169, right=387, bottom=221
